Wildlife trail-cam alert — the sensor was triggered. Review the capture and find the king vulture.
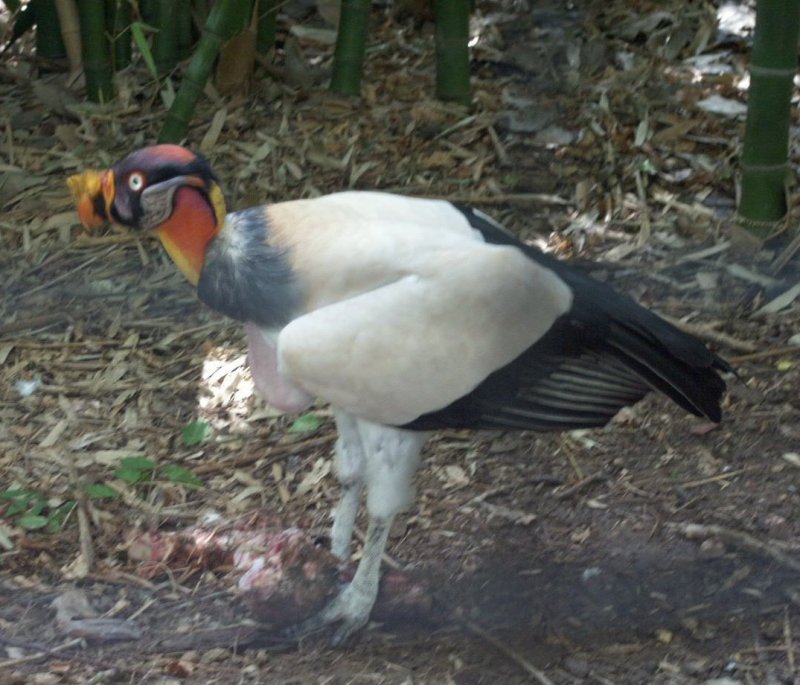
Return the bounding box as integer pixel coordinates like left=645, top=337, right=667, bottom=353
left=69, top=145, right=730, bottom=644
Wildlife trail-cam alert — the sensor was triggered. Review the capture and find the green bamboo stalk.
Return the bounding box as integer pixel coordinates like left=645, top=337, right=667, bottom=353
left=159, top=0, right=253, bottom=143
left=139, top=0, right=157, bottom=24
left=152, top=0, right=179, bottom=73
left=108, top=0, right=132, bottom=70
left=433, top=0, right=470, bottom=104
left=77, top=0, right=114, bottom=102
left=37, top=0, right=67, bottom=59
left=738, top=0, right=800, bottom=234
left=256, top=0, right=280, bottom=56
left=330, top=0, right=370, bottom=96
left=177, top=0, right=194, bottom=59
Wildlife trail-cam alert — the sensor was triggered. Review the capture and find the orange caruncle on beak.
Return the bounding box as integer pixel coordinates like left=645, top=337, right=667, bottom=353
left=67, top=169, right=114, bottom=228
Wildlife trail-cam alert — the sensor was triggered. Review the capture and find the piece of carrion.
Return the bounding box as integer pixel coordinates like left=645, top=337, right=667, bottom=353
left=126, top=516, right=430, bottom=628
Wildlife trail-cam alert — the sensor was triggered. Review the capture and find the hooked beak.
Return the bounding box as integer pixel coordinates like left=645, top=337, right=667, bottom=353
left=67, top=169, right=115, bottom=228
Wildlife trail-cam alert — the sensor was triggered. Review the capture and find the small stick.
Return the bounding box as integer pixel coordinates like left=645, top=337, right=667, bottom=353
left=17, top=254, right=99, bottom=299
left=785, top=607, right=796, bottom=674
left=658, top=314, right=757, bottom=353
left=193, top=433, right=337, bottom=475
left=439, top=192, right=571, bottom=206
left=728, top=346, right=800, bottom=364
left=677, top=467, right=750, bottom=489
left=0, top=638, right=84, bottom=669
left=553, top=472, right=607, bottom=500
left=771, top=230, right=800, bottom=274
left=464, top=620, right=556, bottom=685
left=0, top=313, right=71, bottom=335
left=66, top=454, right=95, bottom=576
left=671, top=523, right=800, bottom=573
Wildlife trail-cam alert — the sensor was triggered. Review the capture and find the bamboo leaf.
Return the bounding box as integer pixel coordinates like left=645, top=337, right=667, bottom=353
left=131, top=21, right=159, bottom=80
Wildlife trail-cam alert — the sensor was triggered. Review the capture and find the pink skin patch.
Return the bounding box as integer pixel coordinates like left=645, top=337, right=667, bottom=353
left=244, top=323, right=314, bottom=413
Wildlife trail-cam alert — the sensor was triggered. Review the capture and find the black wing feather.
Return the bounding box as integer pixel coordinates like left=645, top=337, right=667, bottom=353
left=400, top=205, right=730, bottom=432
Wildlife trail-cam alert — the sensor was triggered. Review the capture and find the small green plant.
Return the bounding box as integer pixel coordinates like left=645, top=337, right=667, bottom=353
left=113, top=456, right=203, bottom=490
left=289, top=412, right=323, bottom=433
left=0, top=488, right=76, bottom=532
left=182, top=419, right=212, bottom=447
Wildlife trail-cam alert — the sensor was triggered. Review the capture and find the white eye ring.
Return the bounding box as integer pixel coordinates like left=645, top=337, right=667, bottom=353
left=128, top=173, right=145, bottom=191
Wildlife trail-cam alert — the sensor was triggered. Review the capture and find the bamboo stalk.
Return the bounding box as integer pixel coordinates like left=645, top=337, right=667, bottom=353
left=77, top=0, right=114, bottom=102
left=216, top=1, right=258, bottom=94
left=159, top=0, right=253, bottom=143
left=738, top=0, right=800, bottom=234
left=55, top=0, right=82, bottom=78
left=108, top=0, right=132, bottom=70
left=177, top=0, right=195, bottom=59
left=433, top=0, right=470, bottom=104
left=256, top=0, right=280, bottom=56
left=330, top=0, right=370, bottom=96
left=153, top=0, right=179, bottom=73
left=36, top=0, right=67, bottom=60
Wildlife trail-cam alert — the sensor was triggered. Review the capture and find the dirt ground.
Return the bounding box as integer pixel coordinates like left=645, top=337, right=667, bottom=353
left=1, top=0, right=799, bottom=683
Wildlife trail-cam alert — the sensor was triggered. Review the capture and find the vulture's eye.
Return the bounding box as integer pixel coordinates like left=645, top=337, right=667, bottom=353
left=127, top=172, right=145, bottom=191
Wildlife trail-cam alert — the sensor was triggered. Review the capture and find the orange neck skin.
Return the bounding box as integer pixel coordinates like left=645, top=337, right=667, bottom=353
left=155, top=187, right=220, bottom=285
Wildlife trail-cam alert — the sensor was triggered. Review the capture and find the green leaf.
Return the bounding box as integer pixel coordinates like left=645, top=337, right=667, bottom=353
left=0, top=488, right=33, bottom=500
left=27, top=497, right=47, bottom=516
left=289, top=412, right=322, bottom=433
left=640, top=158, right=657, bottom=175
left=1, top=490, right=37, bottom=516
left=160, top=465, right=203, bottom=489
left=18, top=514, right=48, bottom=530
left=47, top=502, right=76, bottom=531
left=182, top=420, right=211, bottom=447
left=119, top=456, right=156, bottom=471
left=131, top=21, right=159, bottom=80
left=84, top=484, right=120, bottom=499
left=114, top=467, right=148, bottom=484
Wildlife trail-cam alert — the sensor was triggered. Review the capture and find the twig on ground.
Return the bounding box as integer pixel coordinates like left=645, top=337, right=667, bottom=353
left=66, top=454, right=95, bottom=577
left=784, top=607, right=796, bottom=674
left=0, top=313, right=71, bottom=335
left=771, top=231, right=800, bottom=275
left=728, top=346, right=800, bottom=364
left=464, top=620, right=556, bottom=685
left=671, top=523, right=800, bottom=573
left=0, top=637, right=84, bottom=669
left=192, top=433, right=337, bottom=475
left=437, top=192, right=572, bottom=206
left=677, top=467, right=751, bottom=489
left=553, top=472, right=608, bottom=500
left=658, top=314, right=757, bottom=353
left=464, top=621, right=555, bottom=685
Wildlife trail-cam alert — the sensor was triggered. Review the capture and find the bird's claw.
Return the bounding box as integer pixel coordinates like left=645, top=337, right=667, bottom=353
left=283, top=583, right=375, bottom=646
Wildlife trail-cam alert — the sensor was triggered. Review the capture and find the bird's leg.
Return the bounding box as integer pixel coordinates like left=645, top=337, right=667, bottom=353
left=293, top=420, right=426, bottom=645
left=330, top=412, right=366, bottom=560
left=316, top=514, right=394, bottom=645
